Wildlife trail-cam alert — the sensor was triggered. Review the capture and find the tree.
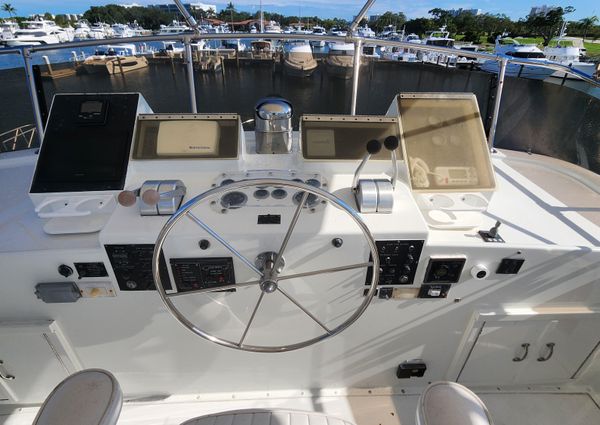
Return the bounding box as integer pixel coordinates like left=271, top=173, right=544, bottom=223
left=579, top=16, right=599, bottom=40
left=371, top=11, right=406, bottom=33
left=525, top=6, right=575, bottom=45
left=2, top=3, right=16, bottom=18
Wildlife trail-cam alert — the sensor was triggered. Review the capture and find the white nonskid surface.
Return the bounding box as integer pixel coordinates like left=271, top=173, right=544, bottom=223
left=1, top=392, right=598, bottom=425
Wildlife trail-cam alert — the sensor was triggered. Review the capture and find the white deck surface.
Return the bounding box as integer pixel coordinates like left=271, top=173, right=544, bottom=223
left=1, top=391, right=599, bottom=425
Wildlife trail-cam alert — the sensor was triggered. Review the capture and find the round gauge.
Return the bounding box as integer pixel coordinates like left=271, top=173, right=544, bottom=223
left=293, top=191, right=319, bottom=208
left=220, top=191, right=247, bottom=209
left=220, top=179, right=235, bottom=186
left=271, top=189, right=288, bottom=199
left=305, top=179, right=321, bottom=188
left=253, top=189, right=269, bottom=199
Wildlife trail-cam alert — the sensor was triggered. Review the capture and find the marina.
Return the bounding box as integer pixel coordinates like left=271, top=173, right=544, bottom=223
left=1, top=1, right=600, bottom=425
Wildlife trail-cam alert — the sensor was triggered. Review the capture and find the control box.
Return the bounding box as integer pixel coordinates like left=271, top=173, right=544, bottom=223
left=366, top=240, right=424, bottom=286
left=170, top=258, right=235, bottom=293
left=105, top=244, right=171, bottom=291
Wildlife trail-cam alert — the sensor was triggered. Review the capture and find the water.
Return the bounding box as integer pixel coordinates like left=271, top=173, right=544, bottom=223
left=1, top=55, right=599, bottom=173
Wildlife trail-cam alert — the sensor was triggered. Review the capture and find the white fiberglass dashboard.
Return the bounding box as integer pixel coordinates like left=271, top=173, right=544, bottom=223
left=1, top=93, right=599, bottom=403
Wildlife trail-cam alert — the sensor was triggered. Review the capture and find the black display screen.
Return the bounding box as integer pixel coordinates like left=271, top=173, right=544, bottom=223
left=80, top=101, right=103, bottom=114
left=30, top=94, right=140, bottom=193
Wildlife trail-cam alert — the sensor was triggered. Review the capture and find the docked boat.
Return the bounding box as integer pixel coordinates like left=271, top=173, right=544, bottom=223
left=222, top=39, right=247, bottom=52
left=82, top=44, right=148, bottom=75
left=111, top=23, right=135, bottom=38
left=2, top=3, right=600, bottom=425
left=356, top=24, right=375, bottom=38
left=309, top=26, right=327, bottom=48
left=73, top=20, right=92, bottom=41
left=325, top=42, right=356, bottom=79
left=544, top=24, right=596, bottom=78
left=4, top=19, right=71, bottom=46
left=328, top=27, right=347, bottom=37
left=158, top=20, right=191, bottom=36
left=250, top=40, right=275, bottom=61
left=283, top=43, right=318, bottom=77
left=264, top=21, right=283, bottom=34
left=480, top=36, right=555, bottom=80
left=89, top=22, right=112, bottom=39
left=0, top=20, right=19, bottom=42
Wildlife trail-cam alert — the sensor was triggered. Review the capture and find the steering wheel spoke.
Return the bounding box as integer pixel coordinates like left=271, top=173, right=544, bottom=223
left=277, top=286, right=332, bottom=334
left=167, top=279, right=261, bottom=298
left=277, top=262, right=373, bottom=282
left=238, top=291, right=265, bottom=347
left=186, top=211, right=263, bottom=277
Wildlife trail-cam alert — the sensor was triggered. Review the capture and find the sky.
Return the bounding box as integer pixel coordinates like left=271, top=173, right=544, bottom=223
left=7, top=0, right=598, bottom=21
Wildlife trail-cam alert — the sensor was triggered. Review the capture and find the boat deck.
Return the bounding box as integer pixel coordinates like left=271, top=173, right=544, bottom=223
left=1, top=390, right=598, bottom=425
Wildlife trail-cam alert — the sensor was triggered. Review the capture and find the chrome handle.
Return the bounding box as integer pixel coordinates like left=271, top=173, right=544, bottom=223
left=537, top=343, right=555, bottom=362
left=512, top=343, right=530, bottom=362
left=0, top=360, right=15, bottom=381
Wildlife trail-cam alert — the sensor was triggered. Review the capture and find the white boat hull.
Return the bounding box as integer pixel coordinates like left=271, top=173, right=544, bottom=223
left=480, top=60, right=556, bottom=80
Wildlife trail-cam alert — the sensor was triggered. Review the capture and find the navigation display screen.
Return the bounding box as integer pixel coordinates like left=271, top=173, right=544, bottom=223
left=31, top=94, right=140, bottom=193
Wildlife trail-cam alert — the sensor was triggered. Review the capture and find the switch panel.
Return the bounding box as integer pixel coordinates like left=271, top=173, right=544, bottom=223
left=170, top=258, right=235, bottom=293
left=74, top=262, right=108, bottom=278
left=366, top=240, right=424, bottom=285
left=424, top=258, right=466, bottom=283
left=105, top=244, right=172, bottom=291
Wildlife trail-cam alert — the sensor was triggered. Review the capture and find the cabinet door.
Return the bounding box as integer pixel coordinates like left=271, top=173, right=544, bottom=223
left=458, top=320, right=547, bottom=385
left=518, top=317, right=600, bottom=384
left=457, top=314, right=600, bottom=386
left=0, top=322, right=74, bottom=403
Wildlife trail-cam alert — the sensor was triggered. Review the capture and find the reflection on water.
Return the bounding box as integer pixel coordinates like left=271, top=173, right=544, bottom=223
left=1, top=59, right=598, bottom=173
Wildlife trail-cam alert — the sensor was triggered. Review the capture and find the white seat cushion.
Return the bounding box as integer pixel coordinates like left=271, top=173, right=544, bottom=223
left=33, top=369, right=122, bottom=425
left=181, top=409, right=356, bottom=425
left=417, top=381, right=493, bottom=425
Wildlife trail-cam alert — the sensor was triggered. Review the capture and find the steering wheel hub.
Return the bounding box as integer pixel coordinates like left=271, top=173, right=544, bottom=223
left=259, top=279, right=278, bottom=293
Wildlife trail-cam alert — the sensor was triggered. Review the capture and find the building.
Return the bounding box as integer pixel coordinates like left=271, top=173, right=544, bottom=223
left=119, top=3, right=142, bottom=7
left=529, top=5, right=559, bottom=16
left=368, top=15, right=382, bottom=23
left=149, top=3, right=217, bottom=15
left=448, top=8, right=482, bottom=17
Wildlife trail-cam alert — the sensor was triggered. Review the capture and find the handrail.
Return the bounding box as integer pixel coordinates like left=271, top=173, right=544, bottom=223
left=4, top=31, right=599, bottom=152
left=15, top=34, right=599, bottom=87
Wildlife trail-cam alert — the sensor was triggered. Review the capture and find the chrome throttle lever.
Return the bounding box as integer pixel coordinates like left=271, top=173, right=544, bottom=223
left=353, top=139, right=394, bottom=214
left=384, top=135, right=400, bottom=190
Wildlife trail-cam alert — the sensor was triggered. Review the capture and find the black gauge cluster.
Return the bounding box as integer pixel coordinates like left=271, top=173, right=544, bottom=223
left=210, top=173, right=328, bottom=213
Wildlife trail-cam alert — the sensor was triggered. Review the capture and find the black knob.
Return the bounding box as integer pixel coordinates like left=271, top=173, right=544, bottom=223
left=366, top=139, right=382, bottom=155
left=199, top=239, right=210, bottom=250
left=58, top=264, right=73, bottom=278
left=331, top=238, right=343, bottom=248
left=384, top=135, right=399, bottom=151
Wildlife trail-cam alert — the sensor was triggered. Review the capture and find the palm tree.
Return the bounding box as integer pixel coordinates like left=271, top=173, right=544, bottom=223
left=579, top=16, right=598, bottom=40
left=1, top=3, right=16, bottom=19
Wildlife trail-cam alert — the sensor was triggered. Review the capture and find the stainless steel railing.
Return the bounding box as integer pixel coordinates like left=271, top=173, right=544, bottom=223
left=1, top=32, right=599, bottom=151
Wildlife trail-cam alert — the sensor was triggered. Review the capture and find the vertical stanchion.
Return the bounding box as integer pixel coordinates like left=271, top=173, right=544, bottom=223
left=22, top=48, right=45, bottom=142
left=184, top=39, right=198, bottom=113
left=488, top=58, right=507, bottom=150
left=350, top=39, right=362, bottom=116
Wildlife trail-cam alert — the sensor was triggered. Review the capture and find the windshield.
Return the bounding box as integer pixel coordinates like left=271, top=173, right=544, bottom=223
left=506, top=51, right=545, bottom=58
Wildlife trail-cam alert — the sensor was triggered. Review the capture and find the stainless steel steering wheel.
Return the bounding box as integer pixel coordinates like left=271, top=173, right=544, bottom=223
left=152, top=178, right=380, bottom=352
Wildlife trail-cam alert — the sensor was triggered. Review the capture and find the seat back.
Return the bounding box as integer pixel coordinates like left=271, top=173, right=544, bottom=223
left=416, top=381, right=493, bottom=425
left=33, top=369, right=122, bottom=425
